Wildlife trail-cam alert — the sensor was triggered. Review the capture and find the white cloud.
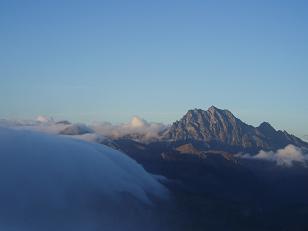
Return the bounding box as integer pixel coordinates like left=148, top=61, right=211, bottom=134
left=36, top=115, right=54, bottom=123
left=130, top=116, right=148, bottom=128
left=0, top=117, right=66, bottom=133
left=0, top=126, right=169, bottom=230
left=91, top=116, right=167, bottom=141
left=0, top=115, right=167, bottom=142
left=238, top=144, right=308, bottom=167
left=70, top=133, right=110, bottom=144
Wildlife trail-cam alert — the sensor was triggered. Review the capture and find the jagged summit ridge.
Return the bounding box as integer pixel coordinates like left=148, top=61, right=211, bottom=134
left=162, top=106, right=307, bottom=152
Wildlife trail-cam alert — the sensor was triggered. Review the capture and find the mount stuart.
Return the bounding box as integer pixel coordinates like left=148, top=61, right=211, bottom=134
left=161, top=106, right=306, bottom=150
left=112, top=106, right=307, bottom=161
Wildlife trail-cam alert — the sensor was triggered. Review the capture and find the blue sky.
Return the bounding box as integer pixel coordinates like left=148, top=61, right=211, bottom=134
left=0, top=0, right=307, bottom=137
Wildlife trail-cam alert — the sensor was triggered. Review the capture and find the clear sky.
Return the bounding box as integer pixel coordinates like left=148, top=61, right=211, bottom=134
left=0, top=0, right=307, bottom=137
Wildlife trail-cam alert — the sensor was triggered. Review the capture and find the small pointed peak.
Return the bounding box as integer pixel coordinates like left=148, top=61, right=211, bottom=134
left=208, top=105, right=227, bottom=112
left=258, top=121, right=276, bottom=132
left=302, top=135, right=308, bottom=142
left=208, top=106, right=226, bottom=114
left=208, top=105, right=218, bottom=111
left=259, top=121, right=272, bottom=128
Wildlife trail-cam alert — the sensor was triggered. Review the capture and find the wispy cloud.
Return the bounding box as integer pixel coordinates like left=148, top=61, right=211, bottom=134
left=237, top=145, right=308, bottom=167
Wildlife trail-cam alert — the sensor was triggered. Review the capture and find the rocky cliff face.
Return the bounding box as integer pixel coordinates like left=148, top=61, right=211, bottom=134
left=162, top=106, right=307, bottom=152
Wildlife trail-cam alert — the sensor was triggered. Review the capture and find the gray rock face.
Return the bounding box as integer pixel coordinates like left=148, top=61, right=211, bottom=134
left=162, top=106, right=307, bottom=151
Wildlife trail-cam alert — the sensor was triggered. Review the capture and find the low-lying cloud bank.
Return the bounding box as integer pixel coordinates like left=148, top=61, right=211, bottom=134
left=0, top=126, right=169, bottom=231
left=91, top=116, right=167, bottom=140
left=0, top=115, right=167, bottom=143
left=237, top=144, right=308, bottom=167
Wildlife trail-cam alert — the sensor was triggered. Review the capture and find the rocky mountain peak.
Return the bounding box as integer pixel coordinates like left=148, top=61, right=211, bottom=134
left=258, top=122, right=276, bottom=134
left=208, top=105, right=219, bottom=112
left=162, top=106, right=308, bottom=152
left=207, top=106, right=236, bottom=120
left=163, top=106, right=250, bottom=147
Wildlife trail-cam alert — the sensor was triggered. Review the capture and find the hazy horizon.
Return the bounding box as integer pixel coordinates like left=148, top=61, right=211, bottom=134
left=2, top=105, right=308, bottom=139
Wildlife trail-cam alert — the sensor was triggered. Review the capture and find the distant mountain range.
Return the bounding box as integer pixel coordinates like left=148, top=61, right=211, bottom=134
left=54, top=106, right=307, bottom=154
left=112, top=106, right=307, bottom=156
left=105, top=106, right=308, bottom=173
